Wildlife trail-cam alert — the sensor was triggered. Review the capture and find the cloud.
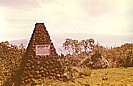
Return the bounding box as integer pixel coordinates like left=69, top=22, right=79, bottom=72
left=78, top=0, right=133, bottom=35
left=80, top=0, right=113, bottom=17
left=0, top=0, right=40, bottom=9
left=0, top=0, right=133, bottom=42
left=0, top=18, right=35, bottom=41
left=127, top=7, right=133, bottom=34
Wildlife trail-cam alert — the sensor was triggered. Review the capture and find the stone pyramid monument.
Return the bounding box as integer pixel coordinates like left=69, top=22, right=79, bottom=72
left=14, top=23, right=65, bottom=85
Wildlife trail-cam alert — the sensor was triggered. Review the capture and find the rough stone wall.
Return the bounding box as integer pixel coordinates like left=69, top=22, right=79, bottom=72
left=15, top=23, right=65, bottom=85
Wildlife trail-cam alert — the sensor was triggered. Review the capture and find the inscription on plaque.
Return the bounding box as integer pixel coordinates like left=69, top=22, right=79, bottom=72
left=36, top=45, right=50, bottom=56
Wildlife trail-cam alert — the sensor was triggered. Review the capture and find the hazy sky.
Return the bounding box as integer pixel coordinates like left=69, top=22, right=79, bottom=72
left=0, top=0, right=133, bottom=41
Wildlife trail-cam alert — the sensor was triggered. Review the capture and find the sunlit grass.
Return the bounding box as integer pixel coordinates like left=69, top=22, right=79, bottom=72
left=1, top=67, right=133, bottom=86
left=87, top=67, right=133, bottom=85
left=26, top=67, right=133, bottom=86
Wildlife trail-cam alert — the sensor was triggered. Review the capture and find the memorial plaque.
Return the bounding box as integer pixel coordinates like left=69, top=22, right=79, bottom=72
left=36, top=44, right=50, bottom=56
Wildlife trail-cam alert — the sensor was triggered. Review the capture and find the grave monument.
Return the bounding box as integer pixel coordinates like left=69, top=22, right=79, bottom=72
left=14, top=23, right=65, bottom=85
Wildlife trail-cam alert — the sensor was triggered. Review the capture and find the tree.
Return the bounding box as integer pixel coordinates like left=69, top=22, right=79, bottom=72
left=0, top=41, right=26, bottom=85
left=63, top=38, right=79, bottom=55
left=63, top=38, right=95, bottom=55
left=78, top=38, right=95, bottom=53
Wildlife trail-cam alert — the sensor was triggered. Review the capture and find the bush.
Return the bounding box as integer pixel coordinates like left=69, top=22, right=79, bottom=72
left=78, top=67, right=92, bottom=77
left=0, top=41, right=25, bottom=85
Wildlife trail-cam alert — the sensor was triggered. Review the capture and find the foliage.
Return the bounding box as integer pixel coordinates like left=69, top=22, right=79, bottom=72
left=0, top=39, right=133, bottom=85
left=0, top=41, right=25, bottom=85
left=103, top=43, right=133, bottom=67
left=62, top=38, right=133, bottom=68
left=62, top=38, right=110, bottom=69
left=63, top=38, right=95, bottom=55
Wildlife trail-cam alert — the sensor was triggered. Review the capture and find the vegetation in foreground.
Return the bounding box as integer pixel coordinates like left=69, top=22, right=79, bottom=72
left=0, top=39, right=133, bottom=85
left=24, top=67, right=133, bottom=86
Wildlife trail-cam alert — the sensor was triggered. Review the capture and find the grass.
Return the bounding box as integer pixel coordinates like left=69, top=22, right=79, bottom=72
left=48, top=67, right=133, bottom=86
left=86, top=67, right=133, bottom=86
left=1, top=67, right=133, bottom=86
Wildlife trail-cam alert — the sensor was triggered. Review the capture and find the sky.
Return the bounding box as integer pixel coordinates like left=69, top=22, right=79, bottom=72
left=0, top=0, right=133, bottom=41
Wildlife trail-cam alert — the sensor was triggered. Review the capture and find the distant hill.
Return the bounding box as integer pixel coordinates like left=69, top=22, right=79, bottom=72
left=10, top=33, right=133, bottom=54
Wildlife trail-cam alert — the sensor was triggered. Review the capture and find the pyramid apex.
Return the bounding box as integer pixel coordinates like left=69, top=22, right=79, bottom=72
left=35, top=23, right=44, bottom=24
left=35, top=23, right=44, bottom=27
